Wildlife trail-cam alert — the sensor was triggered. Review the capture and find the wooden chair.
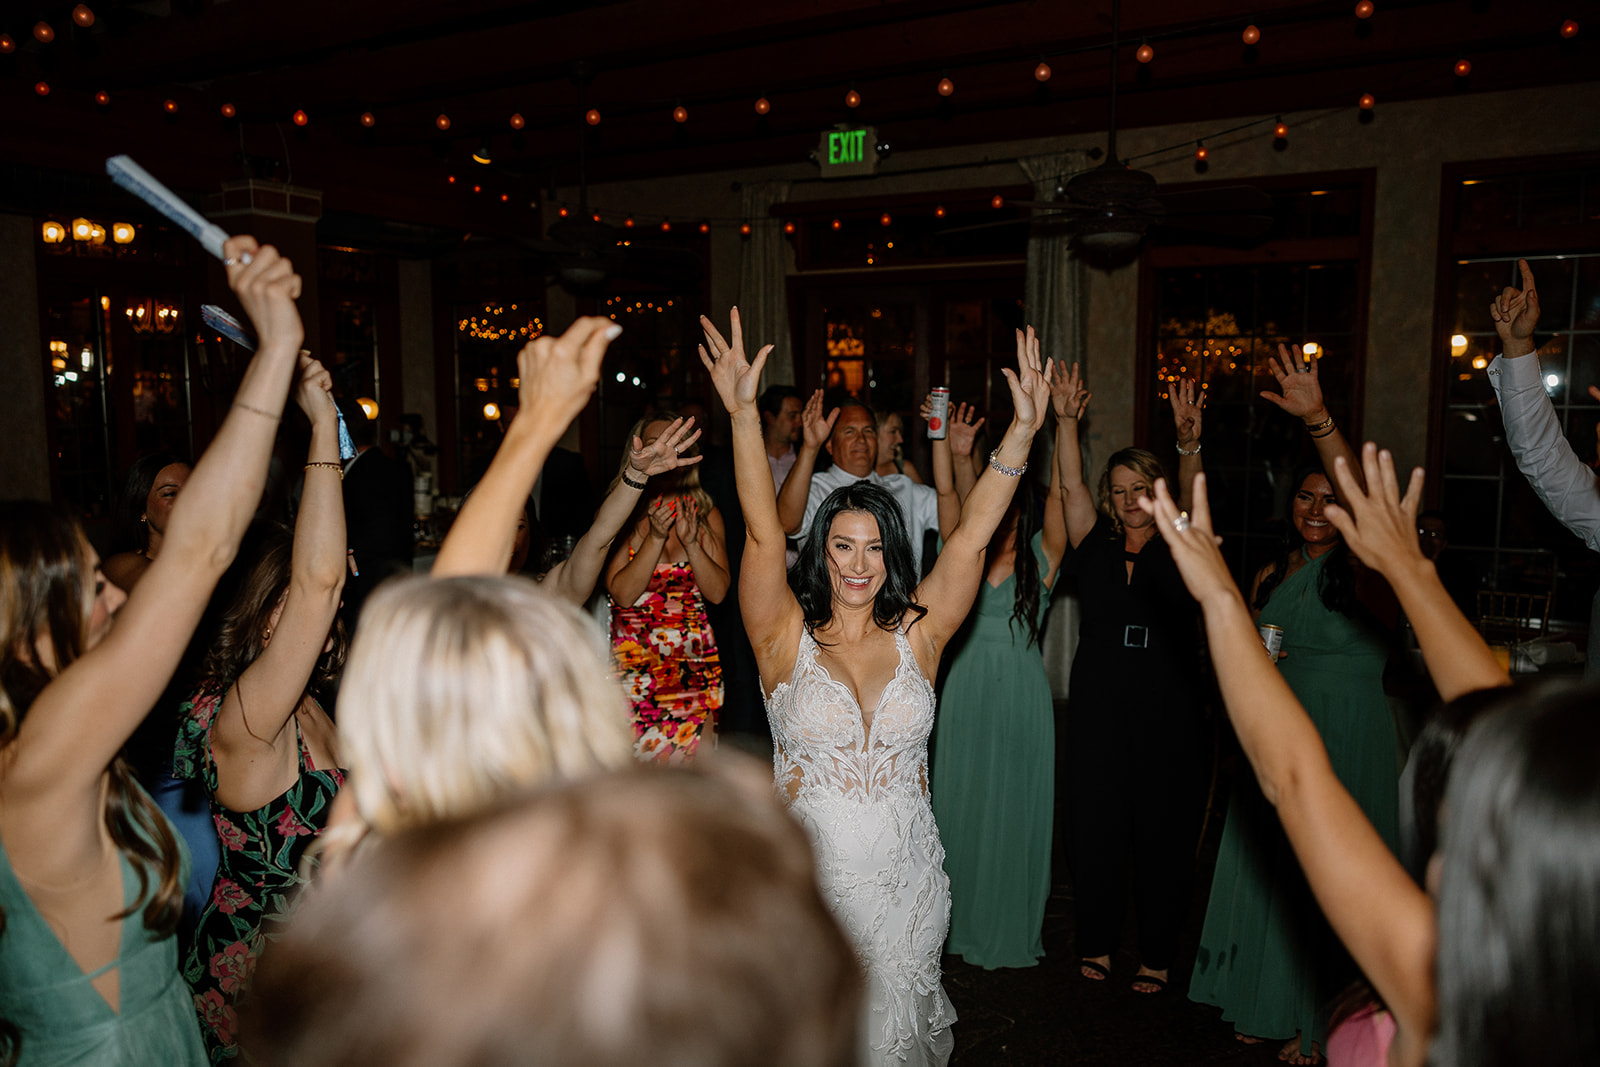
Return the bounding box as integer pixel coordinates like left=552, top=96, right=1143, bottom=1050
left=1475, top=589, right=1551, bottom=649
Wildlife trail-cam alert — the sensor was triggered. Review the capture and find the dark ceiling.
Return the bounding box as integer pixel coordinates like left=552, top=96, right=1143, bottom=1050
left=1, top=0, right=1593, bottom=230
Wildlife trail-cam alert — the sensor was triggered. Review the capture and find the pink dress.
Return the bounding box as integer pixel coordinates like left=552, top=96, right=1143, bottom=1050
left=1327, top=1003, right=1396, bottom=1067
left=610, top=556, right=722, bottom=763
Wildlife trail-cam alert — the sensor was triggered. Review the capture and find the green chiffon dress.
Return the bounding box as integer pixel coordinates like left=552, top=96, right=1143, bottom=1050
left=931, top=532, right=1055, bottom=969
left=0, top=789, right=207, bottom=1067
left=1189, top=548, right=1399, bottom=1056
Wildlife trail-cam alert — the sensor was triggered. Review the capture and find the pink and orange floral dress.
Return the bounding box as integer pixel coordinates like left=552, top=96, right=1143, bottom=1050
left=175, top=689, right=344, bottom=1062
left=610, top=557, right=722, bottom=763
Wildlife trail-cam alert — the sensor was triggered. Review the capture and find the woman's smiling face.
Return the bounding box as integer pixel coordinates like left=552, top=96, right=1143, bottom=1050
left=1292, top=473, right=1340, bottom=548
left=825, top=510, right=886, bottom=608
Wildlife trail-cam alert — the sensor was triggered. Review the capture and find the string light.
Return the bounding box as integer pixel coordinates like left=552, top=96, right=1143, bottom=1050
left=1136, top=42, right=1154, bottom=63
left=360, top=111, right=375, bottom=127
left=673, top=104, right=688, bottom=123
left=447, top=175, right=456, bottom=184
left=755, top=96, right=771, bottom=115
left=509, top=112, right=525, bottom=129
left=937, top=76, right=954, bottom=96
left=34, top=22, right=54, bottom=43
left=991, top=194, right=1005, bottom=209
left=699, top=222, right=710, bottom=234
left=1195, top=142, right=1209, bottom=162
left=1035, top=60, right=1052, bottom=81
left=435, top=114, right=451, bottom=130
left=0, top=34, right=13, bottom=52
left=1560, top=19, right=1578, bottom=37
left=845, top=88, right=861, bottom=108
left=1355, top=0, right=1374, bottom=17
left=783, top=221, right=796, bottom=235
left=500, top=193, right=509, bottom=202
left=221, top=102, right=237, bottom=118
left=831, top=218, right=842, bottom=230
left=1359, top=92, right=1376, bottom=109
left=586, top=108, right=602, bottom=125
left=473, top=185, right=482, bottom=194
left=292, top=109, right=309, bottom=126
left=880, top=212, right=892, bottom=226
left=163, top=99, right=178, bottom=114
left=94, top=90, right=110, bottom=106
left=935, top=205, right=946, bottom=218
left=740, top=222, right=752, bottom=236
left=35, top=82, right=50, bottom=97
left=1274, top=117, right=1288, bottom=138
left=73, top=5, right=95, bottom=26
left=660, top=220, right=671, bottom=232
left=1454, top=58, right=1472, bottom=76
left=1242, top=24, right=1261, bottom=45
left=624, top=216, right=635, bottom=228
left=558, top=205, right=569, bottom=216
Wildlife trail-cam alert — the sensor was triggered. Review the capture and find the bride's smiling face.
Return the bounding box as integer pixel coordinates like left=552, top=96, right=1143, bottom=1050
left=825, top=511, right=886, bottom=608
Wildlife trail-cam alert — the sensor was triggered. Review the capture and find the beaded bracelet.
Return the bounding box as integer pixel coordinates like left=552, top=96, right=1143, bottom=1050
left=1304, top=414, right=1335, bottom=435
left=988, top=447, right=1027, bottom=477
left=304, top=461, right=344, bottom=481
left=1176, top=440, right=1202, bottom=456
left=621, top=470, right=648, bottom=490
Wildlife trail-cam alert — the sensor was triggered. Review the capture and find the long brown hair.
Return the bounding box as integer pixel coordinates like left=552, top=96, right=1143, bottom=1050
left=198, top=525, right=347, bottom=695
left=0, top=502, right=184, bottom=939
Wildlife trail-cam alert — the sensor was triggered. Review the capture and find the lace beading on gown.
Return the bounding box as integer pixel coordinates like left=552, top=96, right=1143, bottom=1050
left=766, top=627, right=955, bottom=1066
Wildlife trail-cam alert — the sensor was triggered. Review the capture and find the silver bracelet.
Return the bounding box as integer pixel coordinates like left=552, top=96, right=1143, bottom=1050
left=1176, top=440, right=1202, bottom=456
left=988, top=447, right=1027, bottom=477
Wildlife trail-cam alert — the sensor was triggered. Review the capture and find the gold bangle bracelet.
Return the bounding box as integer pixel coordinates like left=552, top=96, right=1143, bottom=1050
left=304, top=461, right=345, bottom=480
left=1304, top=415, right=1335, bottom=434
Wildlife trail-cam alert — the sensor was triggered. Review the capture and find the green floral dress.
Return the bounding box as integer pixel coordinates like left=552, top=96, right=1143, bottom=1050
left=174, top=689, right=344, bottom=1062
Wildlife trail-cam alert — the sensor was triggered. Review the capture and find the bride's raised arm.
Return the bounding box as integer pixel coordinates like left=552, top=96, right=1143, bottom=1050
left=913, top=327, right=1051, bottom=666
left=699, top=309, right=803, bottom=690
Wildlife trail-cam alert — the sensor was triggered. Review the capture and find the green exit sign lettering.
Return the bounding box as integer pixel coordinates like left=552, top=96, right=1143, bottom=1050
left=815, top=125, right=878, bottom=178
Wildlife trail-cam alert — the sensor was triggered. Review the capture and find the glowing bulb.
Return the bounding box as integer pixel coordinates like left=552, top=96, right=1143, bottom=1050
left=740, top=223, right=752, bottom=236
left=673, top=105, right=688, bottom=123
left=937, top=77, right=954, bottom=96
left=1136, top=42, right=1154, bottom=63
left=616, top=372, right=627, bottom=383
left=356, top=397, right=378, bottom=419
left=221, top=102, right=237, bottom=118
left=699, top=222, right=710, bottom=234
left=1359, top=92, right=1376, bottom=109
left=1195, top=143, right=1209, bottom=162
left=72, top=218, right=93, bottom=241
left=483, top=402, right=501, bottom=420
left=435, top=114, right=451, bottom=130
left=624, top=216, right=635, bottom=228
left=35, top=82, right=50, bottom=97
left=34, top=22, right=54, bottom=43
left=830, top=219, right=842, bottom=231
left=0, top=34, right=13, bottom=52
left=991, top=194, right=1005, bottom=210
left=73, top=5, right=95, bottom=26
left=41, top=221, right=65, bottom=243
left=585, top=108, right=601, bottom=125
left=783, top=221, right=796, bottom=235
left=1242, top=24, right=1260, bottom=45
left=1546, top=373, right=1561, bottom=389
left=1302, top=342, right=1321, bottom=356
left=509, top=112, right=524, bottom=129
left=95, top=90, right=110, bottom=106
left=935, top=205, right=946, bottom=218
left=163, top=99, right=178, bottom=114
left=1274, top=118, right=1289, bottom=138
left=111, top=222, right=134, bottom=244
left=1472, top=355, right=1488, bottom=370
left=845, top=89, right=861, bottom=108
left=360, top=111, right=375, bottom=127
left=1560, top=19, right=1578, bottom=37
left=292, top=109, right=308, bottom=126
left=880, top=212, right=892, bottom=226
left=660, top=221, right=671, bottom=232
left=1454, top=58, right=1471, bottom=76
left=1035, top=61, right=1052, bottom=82
left=1451, top=334, right=1469, bottom=356
left=1355, top=0, right=1374, bottom=17
left=754, top=96, right=771, bottom=115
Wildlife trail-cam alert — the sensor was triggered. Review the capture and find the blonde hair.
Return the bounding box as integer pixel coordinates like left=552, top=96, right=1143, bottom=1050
left=609, top=412, right=713, bottom=518
left=1096, top=447, right=1168, bottom=530
left=331, top=575, right=633, bottom=857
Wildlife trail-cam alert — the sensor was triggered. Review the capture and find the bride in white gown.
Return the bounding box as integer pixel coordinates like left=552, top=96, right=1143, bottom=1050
left=700, top=311, right=1052, bottom=1066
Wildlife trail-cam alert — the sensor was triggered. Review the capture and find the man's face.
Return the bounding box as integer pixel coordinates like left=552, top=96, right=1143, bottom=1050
left=767, top=397, right=803, bottom=446
left=826, top=406, right=877, bottom=478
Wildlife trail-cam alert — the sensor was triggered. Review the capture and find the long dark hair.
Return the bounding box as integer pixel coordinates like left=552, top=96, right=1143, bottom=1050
left=793, top=483, right=926, bottom=637
left=991, top=492, right=1044, bottom=648
left=1252, top=466, right=1361, bottom=618
left=111, top=450, right=189, bottom=556
left=1433, top=683, right=1600, bottom=1067
left=0, top=504, right=184, bottom=977
left=198, top=525, right=347, bottom=695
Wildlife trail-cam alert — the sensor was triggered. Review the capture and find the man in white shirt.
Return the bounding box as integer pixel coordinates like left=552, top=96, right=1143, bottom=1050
left=776, top=391, right=958, bottom=573
left=759, top=386, right=803, bottom=492
left=1485, top=258, right=1600, bottom=677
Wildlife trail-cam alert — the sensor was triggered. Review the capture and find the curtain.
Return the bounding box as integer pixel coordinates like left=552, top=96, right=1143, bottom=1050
left=737, top=180, right=795, bottom=386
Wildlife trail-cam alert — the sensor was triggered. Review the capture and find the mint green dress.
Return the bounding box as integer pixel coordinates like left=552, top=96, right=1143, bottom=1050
left=1189, top=549, right=1399, bottom=1056
left=931, top=532, right=1055, bottom=969
left=0, top=789, right=207, bottom=1066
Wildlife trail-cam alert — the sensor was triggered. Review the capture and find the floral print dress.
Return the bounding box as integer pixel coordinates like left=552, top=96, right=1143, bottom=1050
left=175, top=690, right=344, bottom=1062
left=610, top=556, right=722, bottom=763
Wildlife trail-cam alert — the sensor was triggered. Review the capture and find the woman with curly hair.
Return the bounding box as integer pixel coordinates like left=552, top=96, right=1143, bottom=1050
left=177, top=354, right=349, bottom=1062
left=0, top=236, right=303, bottom=1066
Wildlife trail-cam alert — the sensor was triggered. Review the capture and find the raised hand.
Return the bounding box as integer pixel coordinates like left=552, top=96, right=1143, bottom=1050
left=699, top=308, right=771, bottom=415
left=1322, top=443, right=1427, bottom=578
left=1489, top=258, right=1541, bottom=359
left=628, top=417, right=703, bottom=479
left=1170, top=376, right=1204, bottom=446
left=291, top=352, right=335, bottom=422
left=673, top=495, right=701, bottom=546
left=948, top=403, right=985, bottom=458
left=515, top=317, right=620, bottom=429
left=1260, top=343, right=1327, bottom=420
left=800, top=389, right=839, bottom=450
left=1002, top=326, right=1051, bottom=435
left=646, top=496, right=675, bottom=540
left=225, top=236, right=304, bottom=355
left=1137, top=475, right=1236, bottom=607
left=1049, top=360, right=1091, bottom=421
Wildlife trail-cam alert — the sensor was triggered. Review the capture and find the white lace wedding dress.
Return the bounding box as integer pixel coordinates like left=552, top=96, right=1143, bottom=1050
left=766, top=626, right=956, bottom=1066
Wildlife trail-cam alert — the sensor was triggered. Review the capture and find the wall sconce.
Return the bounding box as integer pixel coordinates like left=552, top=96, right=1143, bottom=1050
left=111, top=222, right=135, bottom=244
left=72, top=218, right=93, bottom=241
left=153, top=303, right=178, bottom=334
left=41, top=221, right=65, bottom=243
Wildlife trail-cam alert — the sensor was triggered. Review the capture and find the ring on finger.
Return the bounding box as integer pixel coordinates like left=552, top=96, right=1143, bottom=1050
left=1172, top=511, right=1191, bottom=533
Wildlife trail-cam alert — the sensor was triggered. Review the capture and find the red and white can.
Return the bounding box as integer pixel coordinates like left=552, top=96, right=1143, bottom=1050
left=927, top=387, right=950, bottom=439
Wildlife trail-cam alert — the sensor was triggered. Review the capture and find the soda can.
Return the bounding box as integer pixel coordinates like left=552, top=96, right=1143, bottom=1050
left=1260, top=623, right=1284, bottom=659
left=927, top=387, right=950, bottom=439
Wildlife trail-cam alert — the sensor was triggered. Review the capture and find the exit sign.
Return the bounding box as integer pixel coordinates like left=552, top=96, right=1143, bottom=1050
left=816, top=125, right=878, bottom=178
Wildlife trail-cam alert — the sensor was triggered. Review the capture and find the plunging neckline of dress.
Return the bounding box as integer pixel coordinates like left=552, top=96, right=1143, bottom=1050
left=799, top=627, right=916, bottom=751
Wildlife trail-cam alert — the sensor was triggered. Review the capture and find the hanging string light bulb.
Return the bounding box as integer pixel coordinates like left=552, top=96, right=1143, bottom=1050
left=586, top=108, right=602, bottom=125
left=1242, top=24, right=1261, bottom=45
left=1035, top=60, right=1052, bottom=81
left=937, top=76, right=954, bottom=97
left=1136, top=42, right=1154, bottom=63
left=94, top=90, right=110, bottom=106
left=1559, top=19, right=1577, bottom=37
left=0, top=34, right=14, bottom=52
left=33, top=21, right=55, bottom=43
left=221, top=102, right=237, bottom=118
left=1355, top=0, right=1375, bottom=17
left=1195, top=141, right=1209, bottom=162
left=73, top=5, right=95, bottom=27
left=292, top=109, right=309, bottom=126
left=845, top=88, right=861, bottom=108
left=1274, top=116, right=1289, bottom=139
left=1454, top=58, right=1472, bottom=76
left=436, top=114, right=451, bottom=130
left=755, top=96, right=771, bottom=115
left=673, top=104, right=688, bottom=123
left=360, top=111, right=375, bottom=127
left=509, top=113, right=525, bottom=129
left=1359, top=92, right=1376, bottom=110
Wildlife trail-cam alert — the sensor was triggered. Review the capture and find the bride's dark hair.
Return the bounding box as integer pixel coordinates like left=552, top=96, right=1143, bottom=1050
left=793, top=483, right=927, bottom=637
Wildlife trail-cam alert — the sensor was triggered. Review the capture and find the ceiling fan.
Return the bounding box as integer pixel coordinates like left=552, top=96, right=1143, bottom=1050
left=952, top=0, right=1274, bottom=258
